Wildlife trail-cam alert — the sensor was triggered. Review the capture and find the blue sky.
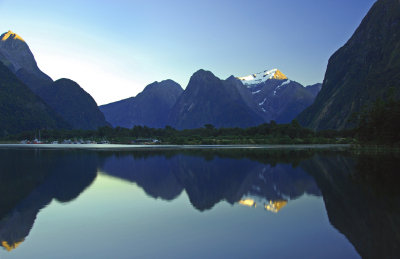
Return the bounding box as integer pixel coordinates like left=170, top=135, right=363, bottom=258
left=0, top=0, right=376, bottom=104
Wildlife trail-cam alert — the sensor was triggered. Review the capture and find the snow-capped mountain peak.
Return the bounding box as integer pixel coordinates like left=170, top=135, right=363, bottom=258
left=237, top=69, right=288, bottom=86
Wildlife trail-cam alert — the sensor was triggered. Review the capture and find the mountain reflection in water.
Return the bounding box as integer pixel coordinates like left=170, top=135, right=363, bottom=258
left=100, top=150, right=320, bottom=211
left=0, top=148, right=398, bottom=258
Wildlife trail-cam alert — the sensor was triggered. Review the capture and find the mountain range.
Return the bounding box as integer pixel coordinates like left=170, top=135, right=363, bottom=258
left=0, top=31, right=108, bottom=131
left=2, top=0, right=397, bottom=133
left=101, top=69, right=321, bottom=129
left=0, top=30, right=320, bottom=132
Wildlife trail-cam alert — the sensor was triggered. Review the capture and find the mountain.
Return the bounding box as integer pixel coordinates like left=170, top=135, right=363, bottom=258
left=102, top=69, right=320, bottom=130
left=168, top=69, right=266, bottom=129
left=37, top=79, right=109, bottom=130
left=305, top=83, right=322, bottom=97
left=297, top=0, right=400, bottom=130
left=237, top=69, right=321, bottom=123
left=0, top=31, right=52, bottom=92
left=100, top=80, right=183, bottom=128
left=0, top=31, right=108, bottom=130
left=0, top=62, right=68, bottom=135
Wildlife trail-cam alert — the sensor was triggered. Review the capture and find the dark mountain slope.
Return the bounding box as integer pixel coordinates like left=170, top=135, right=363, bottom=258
left=168, top=69, right=265, bottom=129
left=297, top=0, right=400, bottom=130
left=100, top=80, right=183, bottom=128
left=0, top=62, right=68, bottom=135
left=37, top=79, right=108, bottom=130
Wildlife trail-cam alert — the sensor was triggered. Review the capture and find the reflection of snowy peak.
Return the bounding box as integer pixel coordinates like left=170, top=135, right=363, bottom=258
left=238, top=69, right=288, bottom=87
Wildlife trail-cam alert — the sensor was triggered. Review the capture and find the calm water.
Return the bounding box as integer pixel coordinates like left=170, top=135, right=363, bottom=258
left=0, top=148, right=399, bottom=259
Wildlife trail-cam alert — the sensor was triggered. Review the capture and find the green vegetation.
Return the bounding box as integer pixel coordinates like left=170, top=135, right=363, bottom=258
left=1, top=119, right=356, bottom=145
left=4, top=96, right=399, bottom=146
left=355, top=97, right=400, bottom=145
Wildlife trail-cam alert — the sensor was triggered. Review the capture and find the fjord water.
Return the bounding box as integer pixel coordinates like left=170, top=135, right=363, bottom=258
left=0, top=149, right=399, bottom=258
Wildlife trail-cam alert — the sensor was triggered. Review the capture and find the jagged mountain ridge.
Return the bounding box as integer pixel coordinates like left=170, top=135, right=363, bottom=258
left=168, top=69, right=266, bottom=129
left=0, top=31, right=108, bottom=130
left=102, top=68, right=321, bottom=129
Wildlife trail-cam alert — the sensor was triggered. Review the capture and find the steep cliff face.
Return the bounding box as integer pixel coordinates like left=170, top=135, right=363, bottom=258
left=297, top=0, right=400, bottom=130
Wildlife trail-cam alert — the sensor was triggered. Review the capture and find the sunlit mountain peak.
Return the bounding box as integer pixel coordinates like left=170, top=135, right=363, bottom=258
left=239, top=199, right=256, bottom=207
left=264, top=200, right=288, bottom=213
left=237, top=69, right=288, bottom=86
left=0, top=30, right=25, bottom=42
left=1, top=240, right=24, bottom=252
left=238, top=197, right=288, bottom=213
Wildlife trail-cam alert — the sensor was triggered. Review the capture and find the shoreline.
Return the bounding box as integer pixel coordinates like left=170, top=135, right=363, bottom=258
left=0, top=143, right=351, bottom=151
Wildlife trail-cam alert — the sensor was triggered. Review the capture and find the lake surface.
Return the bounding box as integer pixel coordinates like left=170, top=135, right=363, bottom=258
left=0, top=147, right=399, bottom=258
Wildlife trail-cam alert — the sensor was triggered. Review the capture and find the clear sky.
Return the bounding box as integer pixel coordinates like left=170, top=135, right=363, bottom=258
left=0, top=0, right=376, bottom=105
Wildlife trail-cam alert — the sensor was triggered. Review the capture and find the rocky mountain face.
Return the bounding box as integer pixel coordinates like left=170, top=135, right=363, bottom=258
left=168, top=69, right=266, bottom=129
left=100, top=80, right=183, bottom=128
left=238, top=69, right=321, bottom=123
left=297, top=0, right=400, bottom=130
left=0, top=62, right=68, bottom=135
left=0, top=31, right=108, bottom=130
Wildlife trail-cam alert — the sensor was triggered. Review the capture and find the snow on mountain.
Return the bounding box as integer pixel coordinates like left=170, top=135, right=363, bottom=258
left=274, top=79, right=291, bottom=96
left=234, top=68, right=321, bottom=123
left=237, top=69, right=288, bottom=86
left=259, top=98, right=267, bottom=106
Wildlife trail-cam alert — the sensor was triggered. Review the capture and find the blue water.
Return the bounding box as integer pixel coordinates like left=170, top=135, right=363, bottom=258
left=0, top=149, right=398, bottom=258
